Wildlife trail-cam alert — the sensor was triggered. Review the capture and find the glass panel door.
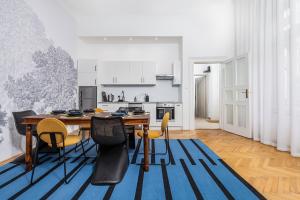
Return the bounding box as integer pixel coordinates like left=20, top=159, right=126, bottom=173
left=221, top=56, right=250, bottom=138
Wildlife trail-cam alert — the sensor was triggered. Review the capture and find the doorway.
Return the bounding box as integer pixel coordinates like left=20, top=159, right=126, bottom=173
left=194, top=63, right=220, bottom=129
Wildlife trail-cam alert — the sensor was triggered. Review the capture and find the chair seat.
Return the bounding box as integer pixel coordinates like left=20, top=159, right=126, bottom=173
left=49, top=134, right=82, bottom=148
left=137, top=130, right=162, bottom=139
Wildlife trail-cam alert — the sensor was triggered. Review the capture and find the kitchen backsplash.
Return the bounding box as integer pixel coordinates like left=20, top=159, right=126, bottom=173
left=99, top=80, right=181, bottom=102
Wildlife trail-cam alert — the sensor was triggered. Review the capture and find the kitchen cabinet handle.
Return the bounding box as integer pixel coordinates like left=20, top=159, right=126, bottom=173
left=94, top=79, right=97, bottom=85
left=94, top=65, right=97, bottom=71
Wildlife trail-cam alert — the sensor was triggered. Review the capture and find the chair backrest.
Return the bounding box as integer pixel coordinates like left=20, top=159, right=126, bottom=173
left=95, top=108, right=104, bottom=113
left=161, top=112, right=170, bottom=132
left=91, top=116, right=126, bottom=146
left=37, top=118, right=68, bottom=145
left=12, top=110, right=37, bottom=136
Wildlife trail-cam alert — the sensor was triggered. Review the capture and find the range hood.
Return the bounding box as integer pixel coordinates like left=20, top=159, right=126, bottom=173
left=156, top=74, right=174, bottom=80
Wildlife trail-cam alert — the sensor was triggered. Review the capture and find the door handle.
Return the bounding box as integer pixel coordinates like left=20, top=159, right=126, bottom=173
left=241, top=89, right=248, bottom=99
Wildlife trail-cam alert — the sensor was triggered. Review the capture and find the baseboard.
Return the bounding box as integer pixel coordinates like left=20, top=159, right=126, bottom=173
left=0, top=153, right=23, bottom=166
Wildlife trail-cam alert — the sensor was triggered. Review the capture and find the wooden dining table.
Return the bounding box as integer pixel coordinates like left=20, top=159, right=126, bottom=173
left=22, top=112, right=150, bottom=172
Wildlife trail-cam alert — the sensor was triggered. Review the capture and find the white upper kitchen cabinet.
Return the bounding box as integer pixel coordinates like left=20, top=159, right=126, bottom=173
left=173, top=61, right=182, bottom=85
left=142, top=62, right=156, bottom=85
left=98, top=61, right=156, bottom=85
left=99, top=61, right=131, bottom=85
left=77, top=59, right=97, bottom=86
left=130, top=62, right=143, bottom=84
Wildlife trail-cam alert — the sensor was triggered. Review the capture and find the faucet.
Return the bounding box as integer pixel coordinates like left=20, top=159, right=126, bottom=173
left=121, top=90, right=125, bottom=101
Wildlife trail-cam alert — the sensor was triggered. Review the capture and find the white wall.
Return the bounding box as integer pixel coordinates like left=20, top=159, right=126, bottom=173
left=69, top=0, right=235, bottom=129
left=27, top=0, right=77, bottom=58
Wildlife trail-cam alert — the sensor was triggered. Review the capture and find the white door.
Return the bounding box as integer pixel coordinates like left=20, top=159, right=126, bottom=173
left=221, top=55, right=250, bottom=138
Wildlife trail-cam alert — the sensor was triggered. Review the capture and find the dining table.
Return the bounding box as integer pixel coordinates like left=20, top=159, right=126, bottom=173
left=22, top=112, right=150, bottom=172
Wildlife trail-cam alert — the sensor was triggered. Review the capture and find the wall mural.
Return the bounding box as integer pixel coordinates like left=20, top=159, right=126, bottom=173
left=0, top=105, right=7, bottom=142
left=4, top=46, right=77, bottom=113
left=0, top=0, right=77, bottom=148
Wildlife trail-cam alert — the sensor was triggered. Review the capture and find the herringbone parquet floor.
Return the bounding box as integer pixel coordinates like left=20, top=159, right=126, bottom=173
left=169, top=130, right=300, bottom=200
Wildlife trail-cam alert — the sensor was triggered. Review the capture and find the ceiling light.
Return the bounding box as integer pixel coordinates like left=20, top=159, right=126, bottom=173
left=129, top=37, right=133, bottom=41
left=103, top=37, right=107, bottom=41
left=154, top=37, right=158, bottom=41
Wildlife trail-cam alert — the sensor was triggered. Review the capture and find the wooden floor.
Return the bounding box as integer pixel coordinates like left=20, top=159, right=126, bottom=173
left=169, top=129, right=300, bottom=200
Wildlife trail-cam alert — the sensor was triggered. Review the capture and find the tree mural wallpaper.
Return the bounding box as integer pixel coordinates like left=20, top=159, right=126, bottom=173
left=5, top=46, right=77, bottom=113
left=0, top=105, right=7, bottom=142
left=0, top=0, right=77, bottom=155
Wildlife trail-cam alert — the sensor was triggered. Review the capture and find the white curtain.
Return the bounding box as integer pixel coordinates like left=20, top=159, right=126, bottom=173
left=248, top=0, right=300, bottom=156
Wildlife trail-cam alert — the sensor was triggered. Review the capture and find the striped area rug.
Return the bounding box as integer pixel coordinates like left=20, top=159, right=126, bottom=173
left=0, top=139, right=266, bottom=200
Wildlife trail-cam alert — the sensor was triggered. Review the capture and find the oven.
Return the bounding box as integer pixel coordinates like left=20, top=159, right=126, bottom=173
left=156, top=103, right=175, bottom=121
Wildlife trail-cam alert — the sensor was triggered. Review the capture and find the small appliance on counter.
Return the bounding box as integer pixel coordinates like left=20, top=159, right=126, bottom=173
left=107, top=94, right=115, bottom=102
left=102, top=91, right=108, bottom=102
left=145, top=94, right=149, bottom=102
left=118, top=90, right=126, bottom=102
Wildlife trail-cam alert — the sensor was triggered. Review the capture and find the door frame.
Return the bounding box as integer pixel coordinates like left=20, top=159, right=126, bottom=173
left=189, top=57, right=228, bottom=130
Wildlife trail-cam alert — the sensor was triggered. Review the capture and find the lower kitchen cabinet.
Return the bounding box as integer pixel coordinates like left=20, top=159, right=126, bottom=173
left=174, top=103, right=183, bottom=126
left=97, top=103, right=128, bottom=112
left=142, top=103, right=158, bottom=127
left=97, top=102, right=183, bottom=129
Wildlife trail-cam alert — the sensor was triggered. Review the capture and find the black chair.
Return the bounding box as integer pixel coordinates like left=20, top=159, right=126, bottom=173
left=90, top=116, right=129, bottom=185
left=12, top=110, right=47, bottom=151
left=12, top=110, right=37, bottom=137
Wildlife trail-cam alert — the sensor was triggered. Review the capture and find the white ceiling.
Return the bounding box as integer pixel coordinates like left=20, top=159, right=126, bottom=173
left=57, top=0, right=224, bottom=17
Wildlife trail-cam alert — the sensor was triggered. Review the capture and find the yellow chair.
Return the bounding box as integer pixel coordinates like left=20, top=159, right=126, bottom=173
left=95, top=108, right=104, bottom=113
left=31, top=118, right=86, bottom=184
left=137, top=112, right=171, bottom=165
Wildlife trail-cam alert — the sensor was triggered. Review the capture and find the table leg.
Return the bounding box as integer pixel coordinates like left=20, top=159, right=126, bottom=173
left=143, top=124, right=149, bottom=172
left=25, top=125, right=33, bottom=171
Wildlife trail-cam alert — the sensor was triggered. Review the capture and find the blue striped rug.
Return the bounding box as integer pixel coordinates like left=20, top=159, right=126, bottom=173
left=0, top=139, right=265, bottom=200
